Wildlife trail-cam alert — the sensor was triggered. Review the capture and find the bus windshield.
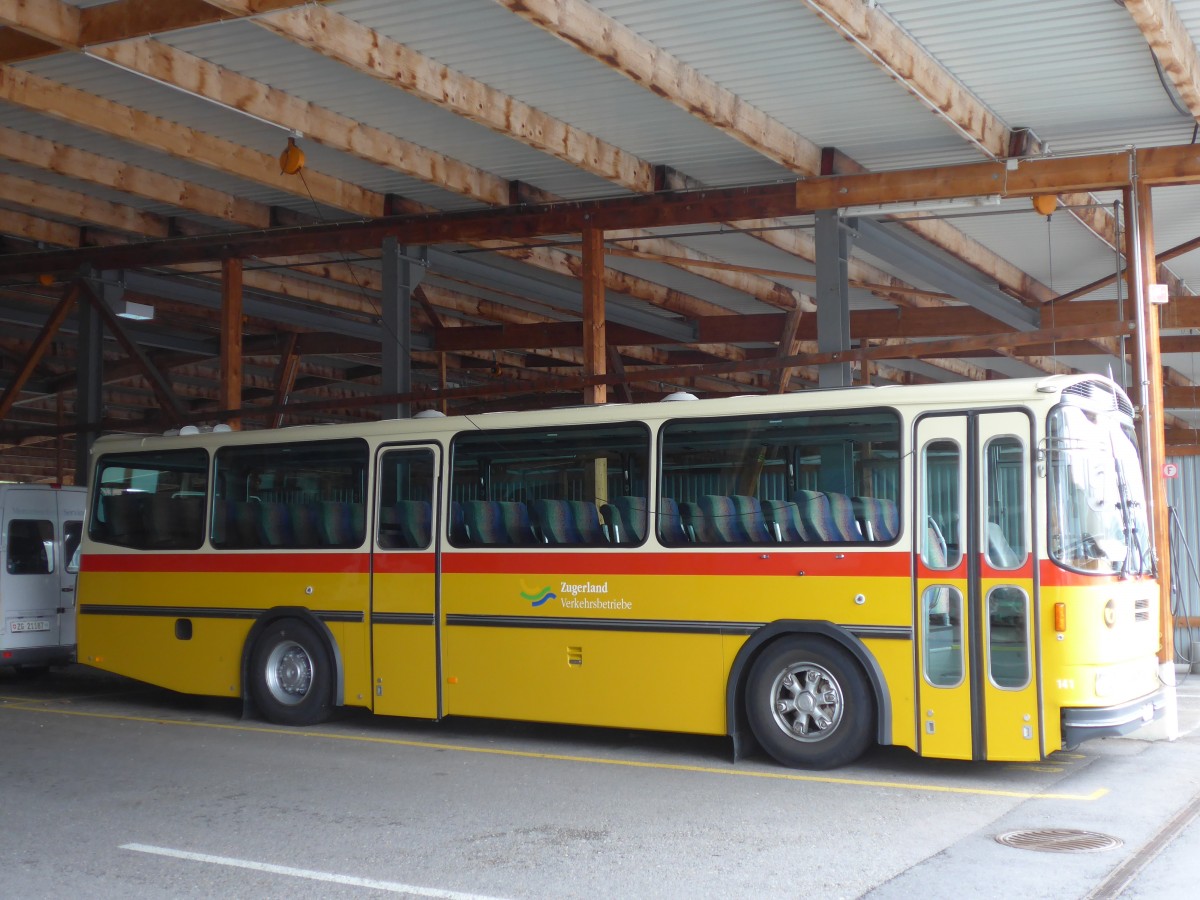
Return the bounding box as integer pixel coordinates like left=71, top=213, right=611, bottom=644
left=1047, top=404, right=1152, bottom=576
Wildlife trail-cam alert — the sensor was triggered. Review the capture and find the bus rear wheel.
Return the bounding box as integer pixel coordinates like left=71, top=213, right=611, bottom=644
left=745, top=636, right=874, bottom=769
left=248, top=618, right=334, bottom=726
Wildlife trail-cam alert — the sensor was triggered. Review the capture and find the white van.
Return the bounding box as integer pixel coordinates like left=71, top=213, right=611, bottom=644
left=0, top=484, right=85, bottom=671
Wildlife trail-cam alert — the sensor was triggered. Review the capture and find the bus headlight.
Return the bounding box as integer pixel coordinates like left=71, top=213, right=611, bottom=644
left=1095, top=670, right=1115, bottom=698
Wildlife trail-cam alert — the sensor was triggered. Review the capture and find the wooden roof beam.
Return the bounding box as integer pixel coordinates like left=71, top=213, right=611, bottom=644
left=1125, top=0, right=1200, bottom=118
left=245, top=6, right=816, bottom=316
left=88, top=38, right=513, bottom=207
left=0, top=0, right=334, bottom=60
left=0, top=125, right=270, bottom=228
left=0, top=65, right=384, bottom=217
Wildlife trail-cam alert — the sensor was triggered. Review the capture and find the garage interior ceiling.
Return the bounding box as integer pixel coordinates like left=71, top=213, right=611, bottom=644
left=3, top=0, right=1200, bottom=482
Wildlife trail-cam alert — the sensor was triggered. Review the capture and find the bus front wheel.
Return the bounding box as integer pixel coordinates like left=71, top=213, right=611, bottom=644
left=248, top=618, right=334, bottom=726
left=745, top=637, right=874, bottom=769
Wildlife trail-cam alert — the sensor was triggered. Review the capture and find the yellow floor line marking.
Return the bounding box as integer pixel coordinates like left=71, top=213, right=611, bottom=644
left=1, top=703, right=1106, bottom=801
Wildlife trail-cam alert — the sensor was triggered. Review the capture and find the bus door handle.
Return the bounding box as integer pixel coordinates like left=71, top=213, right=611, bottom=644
left=61, top=586, right=75, bottom=593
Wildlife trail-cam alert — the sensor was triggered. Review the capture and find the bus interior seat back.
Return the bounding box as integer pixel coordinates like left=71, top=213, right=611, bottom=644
left=320, top=500, right=364, bottom=547
left=730, top=495, right=773, bottom=542
left=449, top=501, right=468, bottom=544
left=462, top=500, right=535, bottom=545
left=532, top=499, right=606, bottom=545
left=793, top=490, right=836, bottom=542
left=679, top=501, right=709, bottom=543
left=699, top=495, right=746, bottom=543
left=380, top=500, right=432, bottom=548
left=288, top=502, right=323, bottom=546
left=761, top=499, right=808, bottom=542
left=258, top=501, right=295, bottom=547
left=824, top=493, right=865, bottom=542
left=532, top=498, right=580, bottom=544
left=601, top=495, right=648, bottom=544
left=102, top=493, right=147, bottom=545
left=143, top=493, right=205, bottom=548
left=699, top=495, right=772, bottom=543
left=987, top=521, right=1021, bottom=568
left=567, top=500, right=606, bottom=544
left=853, top=496, right=899, bottom=542
left=925, top=516, right=949, bottom=568
left=656, top=497, right=689, bottom=544
left=230, top=501, right=263, bottom=547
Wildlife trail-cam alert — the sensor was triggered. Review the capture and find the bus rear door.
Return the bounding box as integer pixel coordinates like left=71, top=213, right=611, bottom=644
left=371, top=445, right=441, bottom=718
left=915, top=411, right=1038, bottom=761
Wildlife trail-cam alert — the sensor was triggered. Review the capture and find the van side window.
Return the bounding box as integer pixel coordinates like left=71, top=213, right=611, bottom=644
left=6, top=519, right=54, bottom=575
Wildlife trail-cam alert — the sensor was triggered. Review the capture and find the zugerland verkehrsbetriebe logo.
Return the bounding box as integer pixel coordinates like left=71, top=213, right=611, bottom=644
left=520, top=579, right=632, bottom=610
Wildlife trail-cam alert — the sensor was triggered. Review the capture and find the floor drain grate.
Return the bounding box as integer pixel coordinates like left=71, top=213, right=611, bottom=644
left=995, top=828, right=1123, bottom=853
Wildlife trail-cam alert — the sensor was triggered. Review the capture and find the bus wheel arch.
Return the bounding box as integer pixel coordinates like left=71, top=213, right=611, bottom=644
left=242, top=608, right=343, bottom=726
left=727, top=622, right=890, bottom=768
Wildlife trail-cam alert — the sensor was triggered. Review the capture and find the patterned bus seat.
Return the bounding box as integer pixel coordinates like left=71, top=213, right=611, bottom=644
left=600, top=495, right=648, bottom=544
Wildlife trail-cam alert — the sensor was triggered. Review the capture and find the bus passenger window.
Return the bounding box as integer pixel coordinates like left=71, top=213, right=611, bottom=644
left=660, top=409, right=900, bottom=547
left=984, top=435, right=1027, bottom=570
left=988, top=586, right=1030, bottom=689
left=450, top=422, right=649, bottom=549
left=922, top=586, right=963, bottom=687
left=921, top=439, right=961, bottom=570
left=90, top=448, right=209, bottom=551
left=377, top=449, right=435, bottom=550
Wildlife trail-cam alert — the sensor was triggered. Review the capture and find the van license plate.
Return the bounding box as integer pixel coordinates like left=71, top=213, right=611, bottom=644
left=10, top=620, right=50, bottom=633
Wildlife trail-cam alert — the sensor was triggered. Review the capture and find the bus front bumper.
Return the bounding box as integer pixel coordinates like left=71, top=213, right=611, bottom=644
left=1061, top=689, right=1166, bottom=749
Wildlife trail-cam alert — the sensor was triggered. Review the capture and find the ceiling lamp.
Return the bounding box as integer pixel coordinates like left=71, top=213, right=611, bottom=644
left=113, top=299, right=155, bottom=321
left=279, top=137, right=305, bottom=175
left=1032, top=194, right=1058, bottom=217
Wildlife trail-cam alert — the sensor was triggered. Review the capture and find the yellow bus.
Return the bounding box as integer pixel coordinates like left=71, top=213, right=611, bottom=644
left=76, top=374, right=1164, bottom=768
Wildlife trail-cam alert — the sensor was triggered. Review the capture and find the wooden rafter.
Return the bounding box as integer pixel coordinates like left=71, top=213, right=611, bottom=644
left=1125, top=0, right=1200, bottom=118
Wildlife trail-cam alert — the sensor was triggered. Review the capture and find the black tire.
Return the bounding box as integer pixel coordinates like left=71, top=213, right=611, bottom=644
left=744, top=636, right=875, bottom=769
left=248, top=618, right=334, bottom=726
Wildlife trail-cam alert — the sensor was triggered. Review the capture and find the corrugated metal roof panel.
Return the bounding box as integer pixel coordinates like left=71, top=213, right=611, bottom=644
left=882, top=0, right=1193, bottom=153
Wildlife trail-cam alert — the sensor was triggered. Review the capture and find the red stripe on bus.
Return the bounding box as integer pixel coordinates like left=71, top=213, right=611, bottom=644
left=440, top=549, right=912, bottom=578
left=81, top=552, right=370, bottom=575
left=82, top=549, right=912, bottom=578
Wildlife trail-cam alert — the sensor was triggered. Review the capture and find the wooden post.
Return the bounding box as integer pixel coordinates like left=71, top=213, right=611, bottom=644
left=220, top=257, right=243, bottom=430
left=581, top=224, right=606, bottom=405
left=1127, top=183, right=1173, bottom=667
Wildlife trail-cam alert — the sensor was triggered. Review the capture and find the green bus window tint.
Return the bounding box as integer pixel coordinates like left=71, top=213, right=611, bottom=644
left=6, top=520, right=54, bottom=574
left=988, top=586, right=1031, bottom=689
left=659, top=408, right=900, bottom=546
left=91, top=449, right=209, bottom=550
left=922, top=439, right=961, bottom=570
left=922, top=585, right=963, bottom=687
left=212, top=439, right=368, bottom=550
left=984, top=435, right=1027, bottom=569
left=450, top=423, right=649, bottom=547
left=377, top=449, right=436, bottom=550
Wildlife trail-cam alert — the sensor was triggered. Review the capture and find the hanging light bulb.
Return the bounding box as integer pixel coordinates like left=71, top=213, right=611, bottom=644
left=1032, top=194, right=1058, bottom=217
left=279, top=136, right=305, bottom=175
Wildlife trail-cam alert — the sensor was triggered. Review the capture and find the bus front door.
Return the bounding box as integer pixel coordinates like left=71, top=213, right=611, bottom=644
left=915, top=411, right=1039, bottom=761
left=371, top=445, right=441, bottom=719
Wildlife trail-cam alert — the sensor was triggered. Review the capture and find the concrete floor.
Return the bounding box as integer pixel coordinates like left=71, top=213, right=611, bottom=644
left=1, top=664, right=1197, bottom=899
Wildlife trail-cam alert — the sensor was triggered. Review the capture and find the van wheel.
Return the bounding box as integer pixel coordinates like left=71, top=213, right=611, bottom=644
left=745, top=637, right=874, bottom=769
left=248, top=618, right=333, bottom=726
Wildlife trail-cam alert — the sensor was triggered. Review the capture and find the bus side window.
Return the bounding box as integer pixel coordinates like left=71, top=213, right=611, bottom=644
left=377, top=448, right=436, bottom=550
left=922, top=438, right=961, bottom=570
